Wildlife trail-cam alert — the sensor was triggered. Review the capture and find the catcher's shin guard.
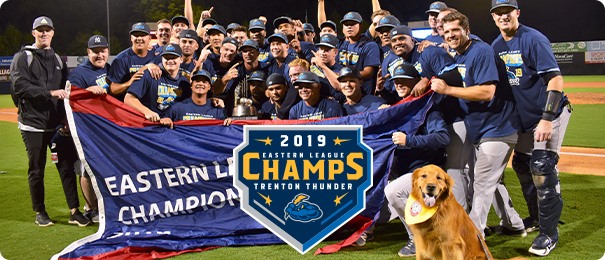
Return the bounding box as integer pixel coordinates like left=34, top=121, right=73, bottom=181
left=512, top=152, right=538, bottom=222
left=530, top=150, right=563, bottom=237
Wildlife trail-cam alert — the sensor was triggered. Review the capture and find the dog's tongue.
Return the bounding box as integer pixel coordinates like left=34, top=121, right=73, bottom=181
left=424, top=195, right=436, bottom=207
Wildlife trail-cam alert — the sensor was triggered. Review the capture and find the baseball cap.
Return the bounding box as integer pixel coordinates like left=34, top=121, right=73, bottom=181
left=375, top=15, right=401, bottom=32
left=239, top=39, right=259, bottom=51
left=32, top=16, right=54, bottom=30
left=294, top=71, right=320, bottom=86
left=248, top=70, right=267, bottom=82
left=273, top=16, right=292, bottom=28
left=390, top=25, right=413, bottom=39
left=340, top=11, right=363, bottom=24
left=179, top=29, right=199, bottom=41
left=315, top=34, right=339, bottom=49
left=130, top=22, right=151, bottom=35
left=202, top=18, right=217, bottom=27
left=191, top=70, right=212, bottom=81
left=320, top=21, right=338, bottom=33
left=87, top=35, right=108, bottom=49
left=389, top=64, right=420, bottom=81
left=491, top=0, right=518, bottom=12
left=338, top=66, right=362, bottom=81
left=303, top=23, right=315, bottom=33
left=426, top=1, right=448, bottom=13
left=226, top=23, right=240, bottom=33
left=161, top=44, right=182, bottom=57
left=171, top=16, right=190, bottom=26
left=207, top=25, right=226, bottom=35
left=267, top=33, right=289, bottom=44
left=249, top=19, right=266, bottom=30
left=222, top=37, right=239, bottom=47
left=266, top=73, right=287, bottom=86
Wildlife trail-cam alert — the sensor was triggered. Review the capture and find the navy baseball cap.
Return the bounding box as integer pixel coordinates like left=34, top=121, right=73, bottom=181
left=32, top=16, right=54, bottom=30
left=390, top=25, right=413, bottom=39
left=267, top=33, right=289, bottom=44
left=249, top=19, right=266, bottom=30
left=191, top=70, right=212, bottom=81
left=207, top=25, right=226, bottom=35
left=320, top=21, right=338, bottom=32
left=248, top=70, right=267, bottom=82
left=426, top=1, right=448, bottom=13
left=491, top=0, right=518, bottom=12
left=171, top=16, right=190, bottom=26
left=273, top=16, right=292, bottom=28
left=179, top=29, right=199, bottom=41
left=239, top=39, right=259, bottom=51
left=338, top=66, right=362, bottom=81
left=88, top=35, right=108, bottom=49
left=266, top=73, right=287, bottom=86
left=341, top=11, right=363, bottom=24
left=161, top=44, right=182, bottom=57
left=226, top=23, right=240, bottom=33
left=375, top=15, right=401, bottom=32
left=389, top=64, right=419, bottom=81
left=315, top=34, right=339, bottom=49
left=130, top=22, right=151, bottom=35
left=222, top=37, right=239, bottom=47
left=303, top=23, right=315, bottom=33
left=294, top=71, right=320, bottom=86
left=202, top=18, right=217, bottom=27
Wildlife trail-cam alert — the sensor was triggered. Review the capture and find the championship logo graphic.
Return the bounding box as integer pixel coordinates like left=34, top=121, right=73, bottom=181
left=234, top=125, right=372, bottom=254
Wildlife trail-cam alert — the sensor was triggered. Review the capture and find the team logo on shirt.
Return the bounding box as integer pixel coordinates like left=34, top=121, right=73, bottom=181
left=339, top=50, right=360, bottom=65
left=310, top=65, right=326, bottom=78
left=388, top=57, right=404, bottom=76
left=157, top=83, right=182, bottom=111
left=414, top=61, right=423, bottom=75
left=95, top=75, right=109, bottom=92
left=234, top=125, right=373, bottom=254
left=456, top=64, right=467, bottom=87
left=258, top=52, right=270, bottom=63
left=499, top=52, right=523, bottom=86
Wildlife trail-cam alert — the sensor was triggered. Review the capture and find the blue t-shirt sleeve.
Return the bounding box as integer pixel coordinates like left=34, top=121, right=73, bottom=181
left=527, top=35, right=560, bottom=75
left=469, top=48, right=499, bottom=86
left=127, top=71, right=151, bottom=99
left=107, top=56, right=129, bottom=84
left=423, top=46, right=456, bottom=78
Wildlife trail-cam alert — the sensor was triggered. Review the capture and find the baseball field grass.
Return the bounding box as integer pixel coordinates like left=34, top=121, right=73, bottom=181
left=563, top=75, right=605, bottom=82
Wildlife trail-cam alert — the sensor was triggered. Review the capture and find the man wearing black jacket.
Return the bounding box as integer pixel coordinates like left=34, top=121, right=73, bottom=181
left=10, top=16, right=89, bottom=227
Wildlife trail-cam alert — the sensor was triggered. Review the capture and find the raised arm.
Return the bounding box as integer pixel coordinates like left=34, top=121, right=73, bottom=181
left=184, top=0, right=194, bottom=28
left=318, top=0, right=326, bottom=26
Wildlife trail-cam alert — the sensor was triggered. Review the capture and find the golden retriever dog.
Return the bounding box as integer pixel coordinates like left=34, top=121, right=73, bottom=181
left=409, top=165, right=492, bottom=260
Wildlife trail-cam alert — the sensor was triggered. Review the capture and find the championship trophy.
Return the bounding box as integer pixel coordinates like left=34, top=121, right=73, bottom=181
left=232, top=75, right=259, bottom=119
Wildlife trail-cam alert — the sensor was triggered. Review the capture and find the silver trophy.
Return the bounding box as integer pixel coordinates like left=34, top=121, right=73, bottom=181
left=232, top=75, right=258, bottom=119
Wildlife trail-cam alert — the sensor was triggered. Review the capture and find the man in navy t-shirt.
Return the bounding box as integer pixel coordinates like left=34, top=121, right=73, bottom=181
left=339, top=67, right=385, bottom=115
left=107, top=22, right=161, bottom=101
left=248, top=19, right=272, bottom=64
left=273, top=16, right=316, bottom=62
left=432, top=11, right=525, bottom=238
left=125, top=44, right=191, bottom=122
left=261, top=73, right=288, bottom=120
left=310, top=34, right=345, bottom=103
left=491, top=0, right=571, bottom=256
left=374, top=15, right=401, bottom=62
left=424, top=1, right=447, bottom=45
left=289, top=71, right=344, bottom=120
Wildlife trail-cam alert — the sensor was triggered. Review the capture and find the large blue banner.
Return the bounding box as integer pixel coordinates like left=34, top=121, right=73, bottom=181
left=54, top=85, right=435, bottom=260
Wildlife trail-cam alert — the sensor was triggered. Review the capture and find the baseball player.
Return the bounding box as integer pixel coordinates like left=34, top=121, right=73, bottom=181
left=339, top=67, right=386, bottom=115
left=248, top=19, right=272, bottom=63
left=288, top=71, right=344, bottom=120
left=490, top=0, right=572, bottom=256
left=207, top=25, right=227, bottom=56
left=382, top=63, right=451, bottom=256
left=231, top=26, right=249, bottom=47
left=273, top=16, right=317, bottom=61
left=170, top=15, right=190, bottom=43
left=226, top=23, right=240, bottom=37
left=247, top=70, right=269, bottom=111
left=154, top=29, right=200, bottom=79
left=151, top=19, right=172, bottom=54
left=202, top=37, right=242, bottom=115
left=310, top=34, right=345, bottom=103
left=373, top=15, right=400, bottom=62
left=266, top=33, right=296, bottom=78
left=424, top=1, right=448, bottom=45
left=261, top=73, right=288, bottom=120
left=303, top=23, right=316, bottom=43
left=433, top=11, right=525, bottom=238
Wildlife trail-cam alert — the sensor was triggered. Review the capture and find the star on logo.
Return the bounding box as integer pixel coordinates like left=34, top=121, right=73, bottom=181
left=258, top=192, right=272, bottom=206
left=255, top=137, right=273, bottom=145
left=334, top=192, right=348, bottom=206
left=333, top=137, right=351, bottom=145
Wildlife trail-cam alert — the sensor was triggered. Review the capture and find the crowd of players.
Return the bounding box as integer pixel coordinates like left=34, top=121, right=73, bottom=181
left=11, top=0, right=571, bottom=257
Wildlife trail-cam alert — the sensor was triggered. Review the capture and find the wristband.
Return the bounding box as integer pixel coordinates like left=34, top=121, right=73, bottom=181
left=542, top=90, right=562, bottom=121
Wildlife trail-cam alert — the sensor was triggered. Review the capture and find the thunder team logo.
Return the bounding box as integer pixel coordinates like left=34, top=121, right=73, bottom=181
left=234, top=125, right=372, bottom=254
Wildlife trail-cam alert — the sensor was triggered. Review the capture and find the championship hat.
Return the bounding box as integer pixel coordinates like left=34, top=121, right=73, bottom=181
left=171, top=16, right=190, bottom=26
left=390, top=25, right=413, bottom=39
left=491, top=0, right=518, bottom=12
left=267, top=33, right=289, bottom=44
left=87, top=35, right=108, bottom=49
left=315, top=34, right=339, bottom=49
left=222, top=37, right=239, bottom=47
left=266, top=73, right=287, bottom=86
left=375, top=15, right=401, bottom=32
left=161, top=44, right=182, bottom=57
left=389, top=64, right=420, bottom=80
left=32, top=16, right=54, bottom=30
left=179, top=29, right=199, bottom=41
left=273, top=16, right=292, bottom=28
left=130, top=22, right=151, bottom=35
left=191, top=70, right=212, bottom=81
left=207, top=24, right=226, bottom=35
left=202, top=18, right=217, bottom=27
left=249, top=19, right=266, bottom=30
left=248, top=70, right=267, bottom=82
left=340, top=11, right=363, bottom=24
left=426, top=1, right=447, bottom=13
left=320, top=20, right=338, bottom=32
left=226, top=23, right=241, bottom=33
left=294, top=71, right=320, bottom=86
left=239, top=39, right=259, bottom=51
left=337, top=66, right=362, bottom=81
left=303, top=23, right=315, bottom=33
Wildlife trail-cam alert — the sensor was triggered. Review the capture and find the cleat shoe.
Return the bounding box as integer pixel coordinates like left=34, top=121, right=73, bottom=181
left=398, top=240, right=415, bottom=257
left=84, top=209, right=99, bottom=223
left=69, top=210, right=92, bottom=227
left=529, top=231, right=558, bottom=256
left=523, top=217, right=540, bottom=233
left=352, top=232, right=368, bottom=247
left=35, top=211, right=54, bottom=227
left=487, top=225, right=527, bottom=237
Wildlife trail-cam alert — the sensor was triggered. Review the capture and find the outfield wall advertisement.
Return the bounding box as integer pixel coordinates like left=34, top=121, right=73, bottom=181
left=551, top=40, right=605, bottom=74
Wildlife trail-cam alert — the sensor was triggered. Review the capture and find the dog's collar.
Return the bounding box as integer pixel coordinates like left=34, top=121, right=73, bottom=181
left=405, top=193, right=438, bottom=225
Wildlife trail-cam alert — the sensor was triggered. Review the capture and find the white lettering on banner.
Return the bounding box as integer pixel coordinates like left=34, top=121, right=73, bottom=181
left=117, top=188, right=241, bottom=225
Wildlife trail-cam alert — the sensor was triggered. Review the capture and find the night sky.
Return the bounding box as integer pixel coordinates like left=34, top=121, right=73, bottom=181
left=1, top=0, right=604, bottom=55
